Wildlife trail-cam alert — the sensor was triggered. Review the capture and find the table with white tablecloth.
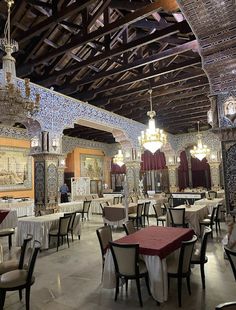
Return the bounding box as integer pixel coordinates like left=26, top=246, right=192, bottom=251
left=0, top=199, right=34, bottom=217
left=58, top=201, right=83, bottom=213
left=0, top=209, right=17, bottom=229
left=175, top=204, right=208, bottom=235
left=91, top=197, right=113, bottom=214
left=16, top=213, right=81, bottom=250
left=103, top=203, right=137, bottom=226
left=194, top=198, right=224, bottom=213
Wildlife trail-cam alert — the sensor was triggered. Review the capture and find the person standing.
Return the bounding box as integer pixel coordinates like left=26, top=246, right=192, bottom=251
left=60, top=183, right=69, bottom=203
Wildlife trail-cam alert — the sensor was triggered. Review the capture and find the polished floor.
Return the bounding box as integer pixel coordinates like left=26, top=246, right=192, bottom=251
left=1, top=215, right=236, bottom=310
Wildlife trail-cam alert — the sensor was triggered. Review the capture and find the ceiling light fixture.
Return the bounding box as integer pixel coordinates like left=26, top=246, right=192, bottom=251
left=138, top=89, right=167, bottom=154
left=190, top=121, right=210, bottom=161
left=0, top=0, right=40, bottom=126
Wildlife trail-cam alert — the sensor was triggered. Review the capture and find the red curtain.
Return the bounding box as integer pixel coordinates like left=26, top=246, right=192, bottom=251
left=141, top=150, right=166, bottom=171
left=111, top=162, right=126, bottom=174
left=191, top=157, right=211, bottom=189
left=178, top=151, right=189, bottom=190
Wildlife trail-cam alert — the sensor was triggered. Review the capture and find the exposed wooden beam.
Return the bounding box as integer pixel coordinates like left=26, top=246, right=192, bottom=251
left=87, top=0, right=111, bottom=30
left=24, top=1, right=181, bottom=68
left=17, top=0, right=94, bottom=44
left=76, top=58, right=201, bottom=100
left=59, top=40, right=198, bottom=93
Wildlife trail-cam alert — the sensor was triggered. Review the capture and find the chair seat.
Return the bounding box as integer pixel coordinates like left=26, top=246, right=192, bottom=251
left=0, top=229, right=14, bottom=236
left=191, top=253, right=208, bottom=264
left=128, top=213, right=137, bottom=218
left=49, top=229, right=60, bottom=235
left=0, top=269, right=34, bottom=289
left=0, top=260, right=18, bottom=275
left=76, top=209, right=83, bottom=213
left=157, top=215, right=166, bottom=221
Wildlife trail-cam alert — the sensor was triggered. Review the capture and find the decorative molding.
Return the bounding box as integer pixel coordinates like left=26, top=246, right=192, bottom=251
left=0, top=70, right=146, bottom=147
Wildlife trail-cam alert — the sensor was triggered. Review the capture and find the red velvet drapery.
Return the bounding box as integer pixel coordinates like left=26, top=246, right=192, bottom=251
left=191, top=157, right=211, bottom=189
left=141, top=150, right=166, bottom=171
left=178, top=151, right=189, bottom=190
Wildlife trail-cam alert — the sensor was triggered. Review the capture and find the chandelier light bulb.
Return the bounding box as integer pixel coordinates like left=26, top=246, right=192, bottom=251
left=113, top=150, right=124, bottom=167
left=190, top=122, right=210, bottom=161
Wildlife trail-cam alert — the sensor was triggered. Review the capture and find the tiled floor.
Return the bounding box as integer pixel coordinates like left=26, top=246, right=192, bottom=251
left=1, top=216, right=236, bottom=309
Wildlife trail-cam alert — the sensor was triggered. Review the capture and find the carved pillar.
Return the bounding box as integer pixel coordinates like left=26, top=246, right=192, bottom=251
left=125, top=161, right=141, bottom=195
left=31, top=131, right=63, bottom=213
left=33, top=153, right=60, bottom=214
left=208, top=95, right=219, bottom=129
left=167, top=164, right=179, bottom=192
left=209, top=161, right=221, bottom=190
left=186, top=149, right=193, bottom=188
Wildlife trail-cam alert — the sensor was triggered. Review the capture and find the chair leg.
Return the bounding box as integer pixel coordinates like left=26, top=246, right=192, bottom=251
left=78, top=234, right=80, bottom=240
left=0, top=289, right=6, bottom=309
left=147, top=215, right=149, bottom=226
left=186, top=275, right=191, bottom=295
left=57, top=235, right=60, bottom=252
left=125, top=279, right=128, bottom=292
left=25, top=286, right=31, bottom=310
left=115, top=276, right=119, bottom=301
left=145, top=274, right=151, bottom=296
left=19, top=289, right=22, bottom=301
left=177, top=277, right=182, bottom=307
left=136, top=278, right=143, bottom=307
left=71, top=230, right=74, bottom=242
left=67, top=234, right=70, bottom=248
left=8, top=234, right=12, bottom=250
left=200, top=263, right=206, bottom=289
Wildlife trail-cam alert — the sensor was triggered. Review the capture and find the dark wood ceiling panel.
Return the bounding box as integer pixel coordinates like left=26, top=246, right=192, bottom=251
left=0, top=0, right=211, bottom=142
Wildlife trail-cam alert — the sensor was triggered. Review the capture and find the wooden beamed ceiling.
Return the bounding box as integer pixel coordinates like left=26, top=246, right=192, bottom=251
left=0, top=0, right=211, bottom=143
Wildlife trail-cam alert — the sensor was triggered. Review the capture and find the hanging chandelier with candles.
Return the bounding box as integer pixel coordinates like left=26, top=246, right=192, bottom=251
left=190, top=121, right=210, bottom=161
left=138, top=89, right=167, bottom=154
left=0, top=0, right=40, bottom=126
left=113, top=150, right=124, bottom=167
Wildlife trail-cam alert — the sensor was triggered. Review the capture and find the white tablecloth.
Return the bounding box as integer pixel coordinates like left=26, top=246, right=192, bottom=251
left=103, top=249, right=168, bottom=302
left=0, top=200, right=34, bottom=217
left=16, top=212, right=81, bottom=250
left=91, top=198, right=113, bottom=214
left=194, top=198, right=224, bottom=213
left=175, top=205, right=208, bottom=235
left=58, top=201, right=83, bottom=212
left=0, top=209, right=18, bottom=229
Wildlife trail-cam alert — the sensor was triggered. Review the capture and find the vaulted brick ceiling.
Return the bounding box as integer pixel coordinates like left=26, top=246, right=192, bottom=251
left=0, top=0, right=211, bottom=143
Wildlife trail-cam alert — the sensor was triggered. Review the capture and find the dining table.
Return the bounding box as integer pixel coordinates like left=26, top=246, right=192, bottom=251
left=103, top=226, right=194, bottom=303
left=0, top=209, right=18, bottom=230
left=174, top=204, right=209, bottom=235
left=16, top=212, right=81, bottom=250
left=90, top=197, right=113, bottom=214
left=103, top=203, right=137, bottom=226
left=58, top=201, right=83, bottom=213
left=194, top=198, right=224, bottom=213
left=0, top=199, right=34, bottom=217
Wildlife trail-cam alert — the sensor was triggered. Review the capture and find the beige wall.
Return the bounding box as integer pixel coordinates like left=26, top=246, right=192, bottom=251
left=0, top=137, right=34, bottom=198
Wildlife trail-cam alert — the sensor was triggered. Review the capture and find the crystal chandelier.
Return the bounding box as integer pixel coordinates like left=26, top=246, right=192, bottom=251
left=113, top=150, right=124, bottom=167
left=0, top=0, right=40, bottom=126
left=190, top=121, right=210, bottom=161
left=138, top=89, right=167, bottom=154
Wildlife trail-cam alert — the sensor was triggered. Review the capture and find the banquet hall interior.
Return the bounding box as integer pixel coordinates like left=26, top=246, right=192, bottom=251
left=0, top=0, right=236, bottom=309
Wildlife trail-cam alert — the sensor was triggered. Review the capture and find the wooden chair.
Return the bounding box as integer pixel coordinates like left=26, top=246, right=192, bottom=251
left=96, top=226, right=112, bottom=276
left=142, top=201, right=151, bottom=226
left=49, top=215, right=71, bottom=251
left=113, top=197, right=120, bottom=205
left=167, top=235, right=197, bottom=307
left=109, top=242, right=151, bottom=307
left=224, top=246, right=236, bottom=281
left=200, top=206, right=217, bottom=238
left=191, top=227, right=212, bottom=289
left=168, top=208, right=188, bottom=228
left=215, top=302, right=236, bottom=309
left=0, top=228, right=15, bottom=250
left=153, top=204, right=166, bottom=226
left=0, top=240, right=41, bottom=310
left=0, top=234, right=33, bottom=276
left=76, top=200, right=91, bottom=221
left=66, top=212, right=77, bottom=242
left=129, top=203, right=144, bottom=229
left=123, top=220, right=136, bottom=235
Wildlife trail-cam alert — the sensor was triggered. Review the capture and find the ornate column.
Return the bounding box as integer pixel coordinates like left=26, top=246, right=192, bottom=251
left=208, top=161, right=221, bottom=190
left=186, top=149, right=193, bottom=188
left=123, top=147, right=141, bottom=195
left=31, top=131, right=63, bottom=213
left=167, top=164, right=179, bottom=192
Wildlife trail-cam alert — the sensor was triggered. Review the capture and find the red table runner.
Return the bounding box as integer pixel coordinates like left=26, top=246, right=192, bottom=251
left=0, top=210, right=10, bottom=224
left=115, top=226, right=194, bottom=259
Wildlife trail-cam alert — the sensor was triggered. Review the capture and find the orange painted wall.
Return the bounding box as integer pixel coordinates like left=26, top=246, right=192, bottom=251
left=65, top=147, right=111, bottom=186
left=0, top=137, right=34, bottom=198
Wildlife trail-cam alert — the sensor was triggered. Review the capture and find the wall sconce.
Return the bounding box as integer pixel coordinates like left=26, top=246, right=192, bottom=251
left=31, top=136, right=39, bottom=148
